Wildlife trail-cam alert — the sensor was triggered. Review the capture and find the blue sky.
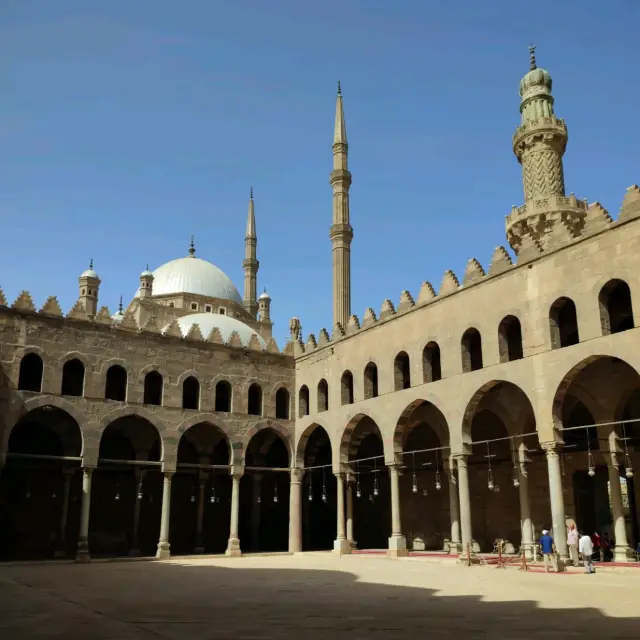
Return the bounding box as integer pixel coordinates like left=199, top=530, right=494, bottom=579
left=1, top=1, right=637, bottom=345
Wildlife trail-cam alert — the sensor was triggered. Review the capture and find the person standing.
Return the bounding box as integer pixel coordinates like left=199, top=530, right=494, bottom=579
left=579, top=533, right=595, bottom=574
left=567, top=524, right=579, bottom=566
left=539, top=529, right=556, bottom=573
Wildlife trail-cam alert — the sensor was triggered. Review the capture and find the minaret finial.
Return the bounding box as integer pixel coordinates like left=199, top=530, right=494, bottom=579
left=118, top=295, right=123, bottom=313
left=337, top=80, right=342, bottom=96
left=189, top=235, right=196, bottom=257
left=528, top=44, right=537, bottom=71
left=146, top=264, right=149, bottom=271
left=89, top=258, right=93, bottom=270
left=250, top=186, right=254, bottom=200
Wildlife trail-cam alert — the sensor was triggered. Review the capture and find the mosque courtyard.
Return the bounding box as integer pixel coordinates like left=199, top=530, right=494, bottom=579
left=0, top=554, right=638, bottom=639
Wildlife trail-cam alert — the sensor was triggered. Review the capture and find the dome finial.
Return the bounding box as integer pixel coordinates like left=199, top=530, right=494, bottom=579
left=89, top=258, right=93, bottom=270
left=146, top=263, right=149, bottom=271
left=118, top=295, right=123, bottom=313
left=337, top=80, right=342, bottom=96
left=250, top=186, right=254, bottom=200
left=528, top=44, right=537, bottom=71
left=189, top=235, right=196, bottom=257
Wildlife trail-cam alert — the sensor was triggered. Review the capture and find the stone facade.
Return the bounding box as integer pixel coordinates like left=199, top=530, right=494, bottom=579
left=0, top=49, right=639, bottom=565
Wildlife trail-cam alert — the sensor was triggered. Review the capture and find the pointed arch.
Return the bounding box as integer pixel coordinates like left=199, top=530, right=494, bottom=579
left=18, top=352, right=44, bottom=392
left=298, top=385, right=310, bottom=417
left=599, top=278, right=634, bottom=335
left=61, top=358, right=85, bottom=397
left=393, top=351, right=411, bottom=390
left=340, top=370, right=354, bottom=405
left=363, top=362, right=378, bottom=399
left=461, top=327, right=483, bottom=372
left=497, top=315, right=523, bottom=363
left=317, top=379, right=329, bottom=412
left=549, top=296, right=579, bottom=349
left=422, top=342, right=441, bottom=383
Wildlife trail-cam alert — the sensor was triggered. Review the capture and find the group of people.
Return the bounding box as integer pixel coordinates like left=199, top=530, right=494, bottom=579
left=538, top=525, right=599, bottom=574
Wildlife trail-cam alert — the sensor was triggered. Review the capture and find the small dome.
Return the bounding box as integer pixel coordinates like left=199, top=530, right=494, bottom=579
left=150, top=257, right=243, bottom=305
left=140, top=269, right=153, bottom=278
left=164, top=312, right=266, bottom=349
left=519, top=67, right=552, bottom=97
left=80, top=269, right=99, bottom=279
left=259, top=289, right=271, bottom=301
left=112, top=310, right=125, bottom=323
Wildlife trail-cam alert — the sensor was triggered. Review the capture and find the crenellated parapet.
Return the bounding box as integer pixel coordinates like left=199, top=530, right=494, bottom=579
left=0, top=289, right=290, bottom=357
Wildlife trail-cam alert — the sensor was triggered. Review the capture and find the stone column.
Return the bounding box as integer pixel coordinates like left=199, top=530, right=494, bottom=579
left=456, top=455, right=473, bottom=554
left=156, top=472, right=173, bottom=559
left=54, top=468, right=74, bottom=559
left=518, top=455, right=534, bottom=559
left=129, top=468, right=144, bottom=557
left=346, top=473, right=356, bottom=549
left=446, top=460, right=461, bottom=554
left=194, top=472, right=207, bottom=554
left=387, top=464, right=408, bottom=558
left=251, top=472, right=262, bottom=551
left=543, top=443, right=568, bottom=559
left=333, top=472, right=350, bottom=554
left=608, top=462, right=631, bottom=562
left=76, top=467, right=93, bottom=562
left=226, top=471, right=242, bottom=556
left=288, top=468, right=303, bottom=553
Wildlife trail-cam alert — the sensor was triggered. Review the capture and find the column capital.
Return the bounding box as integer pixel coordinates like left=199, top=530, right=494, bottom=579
left=290, top=467, right=304, bottom=484
left=81, top=465, right=96, bottom=474
left=334, top=471, right=347, bottom=480
left=163, top=471, right=174, bottom=479
left=452, top=454, right=468, bottom=468
left=540, top=441, right=562, bottom=456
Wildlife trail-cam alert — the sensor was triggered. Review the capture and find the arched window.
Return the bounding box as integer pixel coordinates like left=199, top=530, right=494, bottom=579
left=275, top=387, right=290, bottom=419
left=364, top=362, right=378, bottom=399
left=497, top=316, right=523, bottom=363
left=422, top=342, right=442, bottom=383
left=298, top=385, right=310, bottom=417
left=393, top=351, right=411, bottom=390
left=317, top=379, right=329, bottom=412
left=18, top=353, right=44, bottom=392
left=599, top=279, right=634, bottom=335
left=105, top=365, right=127, bottom=401
left=341, top=370, right=354, bottom=405
left=549, top=297, right=579, bottom=349
left=143, top=370, right=163, bottom=406
left=215, top=380, right=232, bottom=412
left=182, top=376, right=200, bottom=410
left=248, top=383, right=263, bottom=416
left=61, top=358, right=85, bottom=397
left=461, top=328, right=483, bottom=372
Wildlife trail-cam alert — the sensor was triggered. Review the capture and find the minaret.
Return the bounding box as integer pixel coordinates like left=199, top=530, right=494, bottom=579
left=78, top=259, right=101, bottom=317
left=139, top=265, right=154, bottom=298
left=243, top=187, right=259, bottom=317
left=258, top=288, right=271, bottom=322
left=507, top=46, right=586, bottom=256
left=329, top=81, right=353, bottom=329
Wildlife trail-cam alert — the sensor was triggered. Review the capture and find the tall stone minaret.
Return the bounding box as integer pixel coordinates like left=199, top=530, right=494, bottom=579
left=78, top=259, right=101, bottom=317
left=507, top=46, right=586, bottom=255
left=243, top=187, right=259, bottom=317
left=329, top=81, right=353, bottom=329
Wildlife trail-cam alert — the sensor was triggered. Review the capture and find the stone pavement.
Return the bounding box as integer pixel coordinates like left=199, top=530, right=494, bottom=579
left=0, top=553, right=638, bottom=639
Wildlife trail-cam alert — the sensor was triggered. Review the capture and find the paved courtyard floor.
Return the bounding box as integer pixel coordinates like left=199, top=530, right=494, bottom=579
left=0, top=553, right=638, bottom=639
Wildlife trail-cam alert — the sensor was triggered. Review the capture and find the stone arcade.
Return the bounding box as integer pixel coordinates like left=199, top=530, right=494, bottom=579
left=0, top=49, right=639, bottom=563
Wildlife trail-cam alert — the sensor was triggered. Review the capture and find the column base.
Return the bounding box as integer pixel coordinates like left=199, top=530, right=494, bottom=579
left=520, top=542, right=535, bottom=561
left=388, top=535, right=408, bottom=559
left=75, top=540, right=90, bottom=563
left=156, top=542, right=171, bottom=559
left=613, top=545, right=632, bottom=563
left=333, top=538, right=352, bottom=555
left=226, top=538, right=242, bottom=557
left=348, top=539, right=357, bottom=550
left=448, top=541, right=462, bottom=555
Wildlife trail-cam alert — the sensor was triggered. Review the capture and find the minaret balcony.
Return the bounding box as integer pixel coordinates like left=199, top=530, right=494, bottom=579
left=513, top=116, right=567, bottom=154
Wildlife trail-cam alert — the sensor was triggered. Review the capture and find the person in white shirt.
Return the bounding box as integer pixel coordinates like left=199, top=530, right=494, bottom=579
left=579, top=533, right=595, bottom=574
left=567, top=524, right=579, bottom=566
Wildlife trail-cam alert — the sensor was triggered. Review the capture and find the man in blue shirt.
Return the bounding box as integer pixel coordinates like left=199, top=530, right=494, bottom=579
left=539, top=529, right=556, bottom=573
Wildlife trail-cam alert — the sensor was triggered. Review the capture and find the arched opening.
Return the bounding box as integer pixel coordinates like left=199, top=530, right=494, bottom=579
left=92, top=416, right=162, bottom=558
left=462, top=381, right=538, bottom=553
left=498, top=316, right=523, bottom=363
left=341, top=370, right=354, bottom=405
left=364, top=362, right=379, bottom=399
left=394, top=400, right=450, bottom=551
left=298, top=385, right=310, bottom=417
left=275, top=387, right=290, bottom=420
left=182, top=376, right=200, bottom=410
left=61, top=358, right=85, bottom=397
left=247, top=383, right=263, bottom=416
left=105, top=365, right=127, bottom=402
left=461, top=328, right=483, bottom=372
left=422, top=342, right=442, bottom=383
left=0, top=407, right=82, bottom=561
left=317, top=379, right=329, bottom=412
left=143, top=371, right=163, bottom=406
left=215, top=380, right=232, bottom=413
left=553, top=356, right=640, bottom=551
left=240, top=428, right=290, bottom=552
left=393, top=351, right=411, bottom=391
left=18, top=353, right=44, bottom=392
left=341, top=415, right=389, bottom=550
left=599, top=279, right=634, bottom=335
left=549, top=297, right=579, bottom=349
left=172, top=423, right=231, bottom=556
left=299, top=425, right=336, bottom=551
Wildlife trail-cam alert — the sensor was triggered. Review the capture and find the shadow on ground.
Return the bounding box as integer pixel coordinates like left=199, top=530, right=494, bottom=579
left=0, top=557, right=636, bottom=639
